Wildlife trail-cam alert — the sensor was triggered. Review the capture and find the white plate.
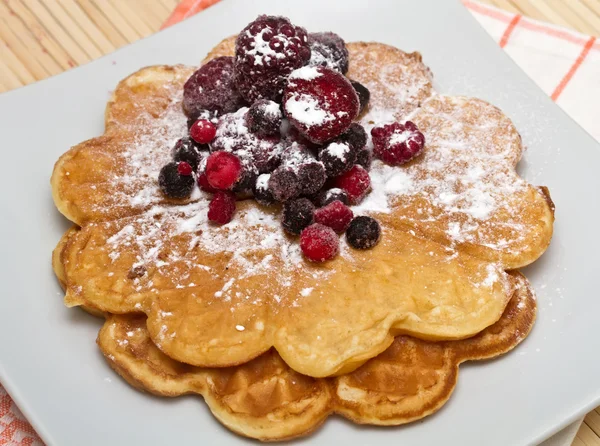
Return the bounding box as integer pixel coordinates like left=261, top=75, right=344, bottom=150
left=0, top=0, right=598, bottom=444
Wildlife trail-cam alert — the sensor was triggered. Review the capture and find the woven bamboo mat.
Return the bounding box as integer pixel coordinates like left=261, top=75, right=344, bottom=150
left=1, top=1, right=599, bottom=445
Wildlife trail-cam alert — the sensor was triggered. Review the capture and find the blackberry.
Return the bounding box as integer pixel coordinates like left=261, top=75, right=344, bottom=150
left=308, top=32, right=349, bottom=74
left=318, top=141, right=355, bottom=177
left=183, top=56, right=245, bottom=118
left=172, top=137, right=204, bottom=171
left=234, top=15, right=310, bottom=102
left=350, top=81, right=370, bottom=114
left=246, top=99, right=283, bottom=136
left=355, top=148, right=373, bottom=169
left=346, top=216, right=381, bottom=249
left=316, top=188, right=349, bottom=206
left=158, top=162, right=195, bottom=198
left=341, top=123, right=367, bottom=151
left=253, top=173, right=275, bottom=206
left=297, top=161, right=327, bottom=195
left=282, top=198, right=315, bottom=235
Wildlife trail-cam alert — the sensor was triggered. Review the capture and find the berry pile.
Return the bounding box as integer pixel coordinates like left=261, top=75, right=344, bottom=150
left=158, top=14, right=427, bottom=263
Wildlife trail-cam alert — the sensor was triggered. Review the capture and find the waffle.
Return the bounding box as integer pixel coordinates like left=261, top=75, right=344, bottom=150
left=97, top=272, right=535, bottom=441
left=51, top=39, right=553, bottom=378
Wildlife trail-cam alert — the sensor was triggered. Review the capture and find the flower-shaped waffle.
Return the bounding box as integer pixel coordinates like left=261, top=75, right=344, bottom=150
left=95, top=272, right=535, bottom=441
left=51, top=39, right=553, bottom=378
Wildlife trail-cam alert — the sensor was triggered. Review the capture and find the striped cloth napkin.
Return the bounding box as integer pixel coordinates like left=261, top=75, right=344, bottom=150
left=1, top=1, right=597, bottom=445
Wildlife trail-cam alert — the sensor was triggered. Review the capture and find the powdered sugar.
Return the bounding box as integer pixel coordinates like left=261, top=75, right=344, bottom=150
left=284, top=93, right=334, bottom=127
left=327, top=142, right=350, bottom=160
left=289, top=65, right=323, bottom=81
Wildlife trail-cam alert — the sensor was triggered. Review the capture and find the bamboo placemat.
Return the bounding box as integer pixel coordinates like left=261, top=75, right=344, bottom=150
left=0, top=1, right=598, bottom=445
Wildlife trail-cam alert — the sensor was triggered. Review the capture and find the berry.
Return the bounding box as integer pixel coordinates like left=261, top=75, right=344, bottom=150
left=205, top=151, right=242, bottom=190
left=308, top=32, right=349, bottom=74
left=297, top=161, right=327, bottom=195
left=371, top=121, right=425, bottom=166
left=197, top=171, right=217, bottom=193
left=183, top=56, right=245, bottom=118
left=190, top=119, right=217, bottom=144
left=158, top=162, right=195, bottom=198
left=232, top=169, right=258, bottom=194
left=346, top=216, right=381, bottom=249
left=340, top=123, right=367, bottom=151
left=282, top=198, right=315, bottom=235
left=333, top=165, right=371, bottom=204
left=212, top=108, right=282, bottom=174
left=350, top=81, right=370, bottom=115
left=234, top=15, right=310, bottom=103
left=268, top=167, right=300, bottom=202
left=300, top=224, right=339, bottom=262
left=172, top=137, right=204, bottom=171
left=314, top=200, right=353, bottom=233
left=316, top=188, right=349, bottom=206
left=253, top=173, right=275, bottom=205
left=318, top=141, right=355, bottom=177
left=246, top=99, right=282, bottom=136
left=355, top=148, right=373, bottom=169
left=208, top=191, right=236, bottom=224
left=177, top=161, right=193, bottom=176
left=283, top=66, right=359, bottom=144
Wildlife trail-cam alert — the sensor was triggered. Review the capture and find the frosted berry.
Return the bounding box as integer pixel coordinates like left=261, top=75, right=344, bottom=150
left=268, top=167, right=300, bottom=202
left=177, top=161, right=193, bottom=176
left=183, top=56, right=245, bottom=118
left=232, top=169, right=258, bottom=194
left=246, top=99, right=282, bottom=136
left=253, top=173, right=275, bottom=206
left=212, top=108, right=282, bottom=174
left=316, top=188, right=349, bottom=206
left=333, top=165, right=371, bottom=204
left=283, top=66, right=359, bottom=144
left=173, top=137, right=204, bottom=171
left=208, top=191, right=236, bottom=225
left=371, top=121, right=425, bottom=166
left=297, top=161, right=327, bottom=195
left=314, top=200, right=353, bottom=233
left=197, top=171, right=217, bottom=193
left=300, top=223, right=339, bottom=262
left=234, top=15, right=310, bottom=103
left=205, top=151, right=242, bottom=190
left=355, top=148, right=373, bottom=169
left=341, top=123, right=367, bottom=151
left=158, top=162, right=195, bottom=198
left=308, top=32, right=349, bottom=74
left=346, top=216, right=381, bottom=249
left=319, top=140, right=355, bottom=177
left=190, top=119, right=217, bottom=144
left=350, top=81, right=370, bottom=114
left=282, top=198, right=315, bottom=235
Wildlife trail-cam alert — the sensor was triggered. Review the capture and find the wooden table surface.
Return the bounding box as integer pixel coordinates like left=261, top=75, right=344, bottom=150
left=1, top=1, right=599, bottom=445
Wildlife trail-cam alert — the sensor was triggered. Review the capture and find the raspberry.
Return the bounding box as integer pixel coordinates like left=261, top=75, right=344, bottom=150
left=341, top=123, right=367, bottom=151
left=183, top=56, right=245, bottom=118
left=172, top=137, right=204, bottom=171
left=205, top=151, right=242, bottom=190
left=350, top=81, right=370, bottom=115
left=158, top=162, right=195, bottom=198
left=177, top=161, right=193, bottom=176
left=268, top=167, right=300, bottom=202
left=208, top=191, right=236, bottom=225
left=212, top=108, right=282, bottom=174
left=318, top=141, right=355, bottom=177
left=316, top=188, right=349, bottom=206
left=190, top=119, right=217, bottom=144
left=300, top=224, right=339, bottom=262
left=197, top=171, right=217, bottom=193
left=333, top=165, right=371, bottom=204
left=308, top=32, right=349, bottom=74
left=234, top=15, right=310, bottom=103
left=282, top=198, right=315, bottom=235
left=283, top=66, right=359, bottom=144
left=314, top=200, right=353, bottom=233
left=346, top=216, right=381, bottom=249
left=371, top=121, right=425, bottom=166
left=253, top=173, right=275, bottom=206
left=246, top=99, right=282, bottom=136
